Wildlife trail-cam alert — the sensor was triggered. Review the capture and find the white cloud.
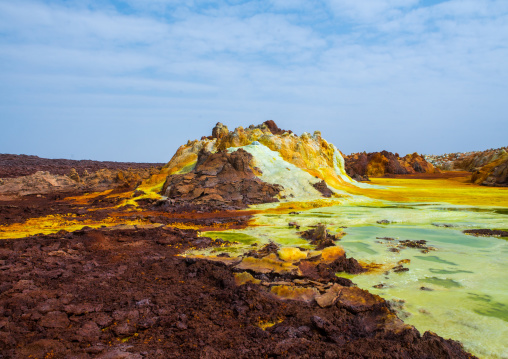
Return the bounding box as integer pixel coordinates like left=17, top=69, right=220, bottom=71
left=325, top=0, right=419, bottom=22
left=0, top=0, right=507, bottom=160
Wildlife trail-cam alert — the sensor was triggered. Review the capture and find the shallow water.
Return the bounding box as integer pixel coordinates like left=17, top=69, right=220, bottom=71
left=199, top=202, right=508, bottom=358
left=340, top=223, right=508, bottom=359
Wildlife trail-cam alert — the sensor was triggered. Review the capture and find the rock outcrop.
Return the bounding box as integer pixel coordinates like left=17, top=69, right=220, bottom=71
left=344, top=151, right=436, bottom=178
left=160, top=121, right=355, bottom=205
left=161, top=148, right=283, bottom=211
left=0, top=153, right=163, bottom=179
left=471, top=152, right=508, bottom=187
left=0, top=168, right=160, bottom=196
left=426, top=147, right=508, bottom=186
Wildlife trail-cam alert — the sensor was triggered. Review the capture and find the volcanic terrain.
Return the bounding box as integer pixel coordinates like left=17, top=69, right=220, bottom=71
left=2, top=121, right=506, bottom=358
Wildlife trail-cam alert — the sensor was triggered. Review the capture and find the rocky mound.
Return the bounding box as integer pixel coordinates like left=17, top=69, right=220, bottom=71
left=160, top=148, right=282, bottom=211
left=161, top=121, right=354, bottom=200
left=344, top=151, right=436, bottom=179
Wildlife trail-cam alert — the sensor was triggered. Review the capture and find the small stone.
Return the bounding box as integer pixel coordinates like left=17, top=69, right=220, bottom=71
left=76, top=321, right=101, bottom=342
left=176, top=321, right=188, bottom=330
left=40, top=311, right=69, bottom=328
left=113, top=322, right=136, bottom=336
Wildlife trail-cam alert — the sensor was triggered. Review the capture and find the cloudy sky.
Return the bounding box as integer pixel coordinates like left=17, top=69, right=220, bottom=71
left=1, top=0, right=507, bottom=162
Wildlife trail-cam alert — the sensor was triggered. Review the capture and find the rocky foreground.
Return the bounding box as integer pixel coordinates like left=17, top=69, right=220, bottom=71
left=0, top=123, right=478, bottom=358
left=0, top=223, right=474, bottom=358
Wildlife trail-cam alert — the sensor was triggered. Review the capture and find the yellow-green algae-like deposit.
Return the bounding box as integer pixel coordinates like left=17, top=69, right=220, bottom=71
left=183, top=177, right=508, bottom=359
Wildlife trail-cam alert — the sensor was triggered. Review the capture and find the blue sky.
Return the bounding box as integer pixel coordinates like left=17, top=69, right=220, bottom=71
left=0, top=0, right=507, bottom=162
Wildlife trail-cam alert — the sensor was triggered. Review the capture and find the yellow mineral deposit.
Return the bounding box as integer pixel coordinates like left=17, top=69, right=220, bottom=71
left=277, top=247, right=307, bottom=262
left=0, top=213, right=151, bottom=240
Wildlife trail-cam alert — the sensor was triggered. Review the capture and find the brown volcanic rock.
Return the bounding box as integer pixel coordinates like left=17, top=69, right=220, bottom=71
left=426, top=147, right=508, bottom=186
left=0, top=153, right=163, bottom=179
left=161, top=148, right=283, bottom=211
left=0, top=226, right=475, bottom=358
left=262, top=120, right=291, bottom=135
left=211, top=122, right=229, bottom=139
left=471, top=152, right=508, bottom=187
left=0, top=167, right=159, bottom=196
left=345, top=151, right=436, bottom=178
left=0, top=154, right=162, bottom=196
left=311, top=180, right=333, bottom=197
left=300, top=224, right=342, bottom=250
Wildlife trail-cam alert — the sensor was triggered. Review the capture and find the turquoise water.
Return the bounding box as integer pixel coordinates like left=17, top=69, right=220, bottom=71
left=197, top=203, right=508, bottom=358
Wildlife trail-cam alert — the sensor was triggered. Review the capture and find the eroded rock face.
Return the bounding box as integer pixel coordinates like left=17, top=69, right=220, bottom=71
left=426, top=147, right=508, bottom=186
left=161, top=148, right=282, bottom=211
left=471, top=153, right=508, bottom=187
left=212, top=122, right=229, bottom=139
left=0, top=167, right=159, bottom=196
left=345, top=151, right=436, bottom=178
left=262, top=120, right=290, bottom=135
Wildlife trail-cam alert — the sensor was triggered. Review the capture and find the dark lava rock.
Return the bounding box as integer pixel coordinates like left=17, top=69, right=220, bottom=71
left=463, top=229, right=508, bottom=237
left=420, top=287, right=434, bottom=291
left=40, top=311, right=70, bottom=328
left=300, top=224, right=341, bottom=250
left=398, top=239, right=435, bottom=252
left=75, top=321, right=101, bottom=342
left=0, top=153, right=164, bottom=179
left=161, top=148, right=283, bottom=211
left=344, top=151, right=435, bottom=178
left=311, top=180, right=334, bottom=197
left=262, top=120, right=291, bottom=135
left=245, top=241, right=279, bottom=258
left=288, top=221, right=300, bottom=229
left=298, top=255, right=366, bottom=283
left=392, top=265, right=410, bottom=273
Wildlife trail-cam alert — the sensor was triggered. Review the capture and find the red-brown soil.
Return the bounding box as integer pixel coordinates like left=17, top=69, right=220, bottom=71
left=0, top=225, right=474, bottom=358
left=0, top=154, right=164, bottom=178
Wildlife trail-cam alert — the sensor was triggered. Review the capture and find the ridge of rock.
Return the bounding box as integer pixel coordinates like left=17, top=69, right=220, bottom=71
left=344, top=151, right=436, bottom=179
left=426, top=147, right=508, bottom=186
left=160, top=148, right=282, bottom=211
left=160, top=121, right=355, bottom=204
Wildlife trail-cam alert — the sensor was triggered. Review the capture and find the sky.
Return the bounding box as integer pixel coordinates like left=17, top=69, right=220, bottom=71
left=0, top=0, right=507, bottom=162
